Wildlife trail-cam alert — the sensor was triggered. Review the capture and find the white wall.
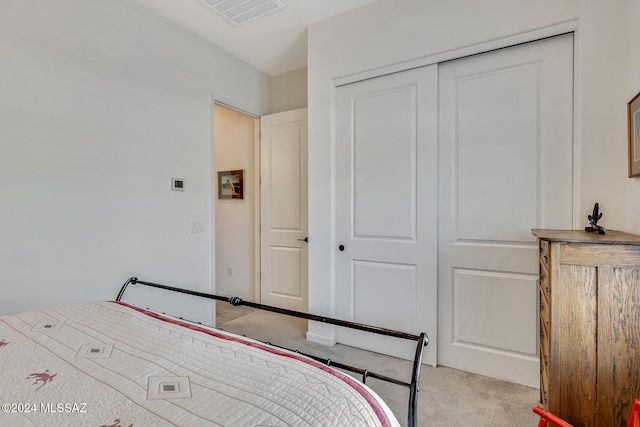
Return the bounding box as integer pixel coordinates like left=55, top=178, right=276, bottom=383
left=306, top=0, right=633, bottom=339
left=0, top=0, right=270, bottom=320
left=214, top=105, right=257, bottom=301
left=576, top=0, right=631, bottom=232
left=271, top=67, right=308, bottom=113
left=627, top=0, right=640, bottom=234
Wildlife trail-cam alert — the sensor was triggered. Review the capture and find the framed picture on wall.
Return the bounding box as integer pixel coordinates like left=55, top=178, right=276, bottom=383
left=218, top=170, right=244, bottom=199
left=628, top=91, right=640, bottom=177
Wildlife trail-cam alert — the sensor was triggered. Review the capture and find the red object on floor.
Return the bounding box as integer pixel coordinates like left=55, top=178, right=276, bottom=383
left=532, top=406, right=573, bottom=427
left=533, top=399, right=640, bottom=427
left=628, top=399, right=640, bottom=427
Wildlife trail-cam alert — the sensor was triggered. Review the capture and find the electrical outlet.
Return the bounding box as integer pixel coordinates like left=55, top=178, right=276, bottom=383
left=227, top=267, right=233, bottom=277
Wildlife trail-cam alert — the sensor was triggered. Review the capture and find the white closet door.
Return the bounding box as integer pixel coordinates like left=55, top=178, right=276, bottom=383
left=335, top=66, right=438, bottom=365
left=260, top=108, right=308, bottom=312
left=437, top=34, right=574, bottom=387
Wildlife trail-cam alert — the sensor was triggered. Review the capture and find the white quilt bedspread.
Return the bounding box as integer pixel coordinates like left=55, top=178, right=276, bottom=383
left=0, top=301, right=400, bottom=427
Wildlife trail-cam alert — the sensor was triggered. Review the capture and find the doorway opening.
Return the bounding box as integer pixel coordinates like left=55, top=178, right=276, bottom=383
left=213, top=103, right=260, bottom=303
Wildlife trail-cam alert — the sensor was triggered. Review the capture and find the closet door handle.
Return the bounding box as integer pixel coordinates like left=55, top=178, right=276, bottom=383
left=338, top=245, right=345, bottom=251
left=298, top=237, right=308, bottom=243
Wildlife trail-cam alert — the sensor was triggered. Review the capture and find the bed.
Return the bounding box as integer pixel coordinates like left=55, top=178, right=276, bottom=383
left=0, top=277, right=428, bottom=427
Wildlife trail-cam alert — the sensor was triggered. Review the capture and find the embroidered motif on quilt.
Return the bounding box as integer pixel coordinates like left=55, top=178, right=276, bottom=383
left=0, top=339, right=9, bottom=347
left=146, top=376, right=192, bottom=400
left=31, top=321, right=63, bottom=332
left=76, top=343, right=114, bottom=359
left=99, top=418, right=133, bottom=427
left=25, top=369, right=57, bottom=390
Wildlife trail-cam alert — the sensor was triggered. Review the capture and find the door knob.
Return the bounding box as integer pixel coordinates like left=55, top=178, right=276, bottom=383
left=298, top=237, right=308, bottom=243
left=338, top=245, right=345, bottom=251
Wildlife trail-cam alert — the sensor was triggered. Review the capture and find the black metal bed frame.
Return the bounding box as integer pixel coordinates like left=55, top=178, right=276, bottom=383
left=116, top=277, right=428, bottom=427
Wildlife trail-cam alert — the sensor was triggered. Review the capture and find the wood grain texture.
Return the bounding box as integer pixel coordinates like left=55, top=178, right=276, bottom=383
left=550, top=264, right=597, bottom=426
left=597, top=267, right=640, bottom=427
left=535, top=230, right=640, bottom=427
left=560, top=243, right=640, bottom=268
left=532, top=229, right=640, bottom=245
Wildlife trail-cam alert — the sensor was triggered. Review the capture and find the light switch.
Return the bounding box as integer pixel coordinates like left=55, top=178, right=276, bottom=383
left=191, top=220, right=206, bottom=233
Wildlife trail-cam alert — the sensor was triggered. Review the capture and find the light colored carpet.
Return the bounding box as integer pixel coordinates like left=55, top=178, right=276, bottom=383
left=220, top=309, right=541, bottom=427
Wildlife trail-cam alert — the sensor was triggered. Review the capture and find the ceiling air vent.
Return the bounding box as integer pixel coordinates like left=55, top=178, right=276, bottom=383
left=199, top=0, right=285, bottom=26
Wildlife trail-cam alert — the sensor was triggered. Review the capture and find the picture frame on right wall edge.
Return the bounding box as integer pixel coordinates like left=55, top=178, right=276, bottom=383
left=628, top=90, right=640, bottom=177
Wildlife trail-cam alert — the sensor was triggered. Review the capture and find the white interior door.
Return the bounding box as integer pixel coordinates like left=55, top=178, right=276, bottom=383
left=335, top=66, right=438, bottom=365
left=260, top=108, right=308, bottom=311
left=437, top=34, right=574, bottom=387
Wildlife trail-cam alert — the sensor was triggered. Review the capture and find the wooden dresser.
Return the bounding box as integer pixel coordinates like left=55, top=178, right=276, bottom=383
left=532, top=229, right=640, bottom=427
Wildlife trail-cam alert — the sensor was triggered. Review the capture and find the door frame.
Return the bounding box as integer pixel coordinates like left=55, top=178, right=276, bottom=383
left=211, top=98, right=262, bottom=305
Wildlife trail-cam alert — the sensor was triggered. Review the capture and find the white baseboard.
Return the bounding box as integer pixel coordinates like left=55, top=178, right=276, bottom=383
left=306, top=331, right=336, bottom=346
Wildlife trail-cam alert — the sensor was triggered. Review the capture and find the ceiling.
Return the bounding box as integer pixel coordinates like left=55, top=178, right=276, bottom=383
left=132, top=0, right=378, bottom=76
